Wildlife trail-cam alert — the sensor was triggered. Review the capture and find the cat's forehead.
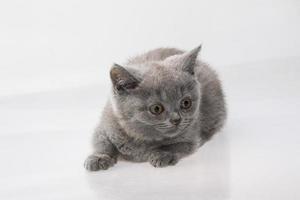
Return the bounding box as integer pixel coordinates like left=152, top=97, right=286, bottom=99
left=141, top=63, right=187, bottom=86
left=136, top=80, right=197, bottom=104
left=135, top=65, right=197, bottom=101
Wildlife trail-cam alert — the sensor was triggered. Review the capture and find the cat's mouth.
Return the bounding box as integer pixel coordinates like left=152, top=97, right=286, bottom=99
left=156, top=119, right=193, bottom=136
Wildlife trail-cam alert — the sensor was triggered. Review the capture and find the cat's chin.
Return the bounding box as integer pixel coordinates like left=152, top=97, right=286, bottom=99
left=158, top=124, right=191, bottom=138
left=163, top=131, right=182, bottom=138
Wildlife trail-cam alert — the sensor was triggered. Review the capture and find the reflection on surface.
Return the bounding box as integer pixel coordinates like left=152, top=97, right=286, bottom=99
left=85, top=132, right=230, bottom=200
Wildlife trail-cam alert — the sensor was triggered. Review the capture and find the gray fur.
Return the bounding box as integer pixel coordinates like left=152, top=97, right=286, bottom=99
left=84, top=46, right=226, bottom=170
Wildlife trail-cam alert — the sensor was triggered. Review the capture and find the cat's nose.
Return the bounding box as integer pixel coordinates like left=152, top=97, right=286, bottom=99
left=169, top=113, right=181, bottom=125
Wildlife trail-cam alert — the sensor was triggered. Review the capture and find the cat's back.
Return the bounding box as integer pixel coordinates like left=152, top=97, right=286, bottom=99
left=127, top=48, right=183, bottom=65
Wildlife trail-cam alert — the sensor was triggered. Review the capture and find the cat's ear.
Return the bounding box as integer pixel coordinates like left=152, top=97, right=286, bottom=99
left=110, top=63, right=140, bottom=92
left=180, top=45, right=201, bottom=75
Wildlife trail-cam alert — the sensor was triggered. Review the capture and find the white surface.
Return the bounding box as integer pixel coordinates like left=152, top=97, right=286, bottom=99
left=1, top=58, right=300, bottom=200
left=1, top=0, right=300, bottom=96
left=1, top=0, right=300, bottom=199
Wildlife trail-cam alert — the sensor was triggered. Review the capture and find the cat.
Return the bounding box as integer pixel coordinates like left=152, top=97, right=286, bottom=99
left=84, top=45, right=226, bottom=170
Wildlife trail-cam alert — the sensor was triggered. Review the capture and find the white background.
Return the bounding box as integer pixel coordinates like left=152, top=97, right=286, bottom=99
left=0, top=0, right=300, bottom=199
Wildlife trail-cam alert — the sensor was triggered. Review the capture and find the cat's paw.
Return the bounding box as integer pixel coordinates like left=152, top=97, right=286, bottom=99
left=84, top=154, right=116, bottom=171
left=149, top=152, right=179, bottom=168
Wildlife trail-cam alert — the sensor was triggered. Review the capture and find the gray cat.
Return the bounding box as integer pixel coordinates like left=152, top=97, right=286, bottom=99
left=84, top=45, right=226, bottom=170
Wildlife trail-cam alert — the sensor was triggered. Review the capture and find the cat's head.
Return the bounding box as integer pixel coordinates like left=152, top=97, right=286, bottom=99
left=110, top=46, right=202, bottom=139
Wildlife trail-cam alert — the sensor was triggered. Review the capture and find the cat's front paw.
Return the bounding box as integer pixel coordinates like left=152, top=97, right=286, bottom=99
left=84, top=154, right=116, bottom=171
left=149, top=152, right=179, bottom=168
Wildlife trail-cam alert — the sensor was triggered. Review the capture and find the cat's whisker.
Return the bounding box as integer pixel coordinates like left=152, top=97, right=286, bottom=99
left=155, top=123, right=166, bottom=125
left=155, top=124, right=167, bottom=127
left=155, top=124, right=171, bottom=128
left=157, top=126, right=173, bottom=130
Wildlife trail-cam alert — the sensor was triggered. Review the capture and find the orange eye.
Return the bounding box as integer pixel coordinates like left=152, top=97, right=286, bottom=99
left=180, top=97, right=192, bottom=109
left=149, top=104, right=164, bottom=115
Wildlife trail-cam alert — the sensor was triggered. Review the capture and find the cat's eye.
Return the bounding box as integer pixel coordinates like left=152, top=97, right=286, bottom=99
left=149, top=104, right=164, bottom=115
left=180, top=97, right=192, bottom=109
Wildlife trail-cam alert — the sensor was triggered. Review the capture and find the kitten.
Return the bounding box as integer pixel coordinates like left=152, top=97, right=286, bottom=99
left=84, top=45, right=226, bottom=170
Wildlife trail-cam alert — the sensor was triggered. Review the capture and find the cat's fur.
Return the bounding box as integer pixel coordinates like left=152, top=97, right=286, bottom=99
left=84, top=46, right=226, bottom=170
